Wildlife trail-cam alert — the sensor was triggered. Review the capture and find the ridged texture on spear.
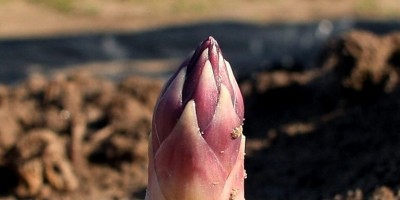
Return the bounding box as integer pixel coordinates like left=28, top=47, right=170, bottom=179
left=146, top=36, right=245, bottom=200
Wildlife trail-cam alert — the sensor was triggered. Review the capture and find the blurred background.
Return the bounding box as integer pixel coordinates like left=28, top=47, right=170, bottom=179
left=1, top=0, right=400, bottom=199
left=0, top=0, right=400, bottom=83
left=1, top=0, right=400, bottom=38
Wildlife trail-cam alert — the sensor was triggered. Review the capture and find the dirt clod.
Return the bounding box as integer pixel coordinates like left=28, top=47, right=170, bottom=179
left=0, top=73, right=162, bottom=199
left=231, top=126, right=243, bottom=139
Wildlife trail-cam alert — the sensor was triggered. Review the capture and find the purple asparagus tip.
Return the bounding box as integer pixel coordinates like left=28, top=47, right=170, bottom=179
left=146, top=36, right=246, bottom=200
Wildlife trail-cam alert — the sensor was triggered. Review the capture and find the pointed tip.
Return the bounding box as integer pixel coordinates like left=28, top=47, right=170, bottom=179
left=207, top=36, right=215, bottom=41
left=185, top=36, right=220, bottom=77
left=207, top=36, right=218, bottom=47
left=197, top=36, right=220, bottom=75
left=198, top=36, right=219, bottom=51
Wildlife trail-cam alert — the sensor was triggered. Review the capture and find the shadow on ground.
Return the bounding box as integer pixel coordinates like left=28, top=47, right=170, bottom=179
left=1, top=20, right=400, bottom=83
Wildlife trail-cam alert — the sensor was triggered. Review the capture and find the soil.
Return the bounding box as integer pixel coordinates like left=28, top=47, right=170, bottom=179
left=0, top=72, right=163, bottom=199
left=0, top=0, right=399, bottom=38
left=1, top=30, right=400, bottom=199
left=243, top=30, right=400, bottom=200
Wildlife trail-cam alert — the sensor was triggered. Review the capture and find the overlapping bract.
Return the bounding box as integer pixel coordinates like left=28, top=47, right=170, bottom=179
left=146, top=36, right=245, bottom=200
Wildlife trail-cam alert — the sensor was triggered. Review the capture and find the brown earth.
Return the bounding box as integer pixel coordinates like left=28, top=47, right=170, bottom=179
left=0, top=72, right=163, bottom=199
left=0, top=30, right=400, bottom=199
left=243, top=30, right=400, bottom=199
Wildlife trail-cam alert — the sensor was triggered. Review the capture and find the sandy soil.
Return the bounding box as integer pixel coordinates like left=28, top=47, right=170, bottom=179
left=0, top=30, right=400, bottom=199
left=0, top=0, right=399, bottom=38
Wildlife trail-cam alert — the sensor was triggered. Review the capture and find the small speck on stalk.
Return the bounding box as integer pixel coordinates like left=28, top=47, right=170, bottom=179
left=231, top=126, right=243, bottom=139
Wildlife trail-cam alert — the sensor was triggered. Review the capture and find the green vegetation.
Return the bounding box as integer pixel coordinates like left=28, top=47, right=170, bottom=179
left=356, top=0, right=399, bottom=17
left=29, top=0, right=74, bottom=12
left=171, top=0, right=207, bottom=14
left=28, top=0, right=100, bottom=15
